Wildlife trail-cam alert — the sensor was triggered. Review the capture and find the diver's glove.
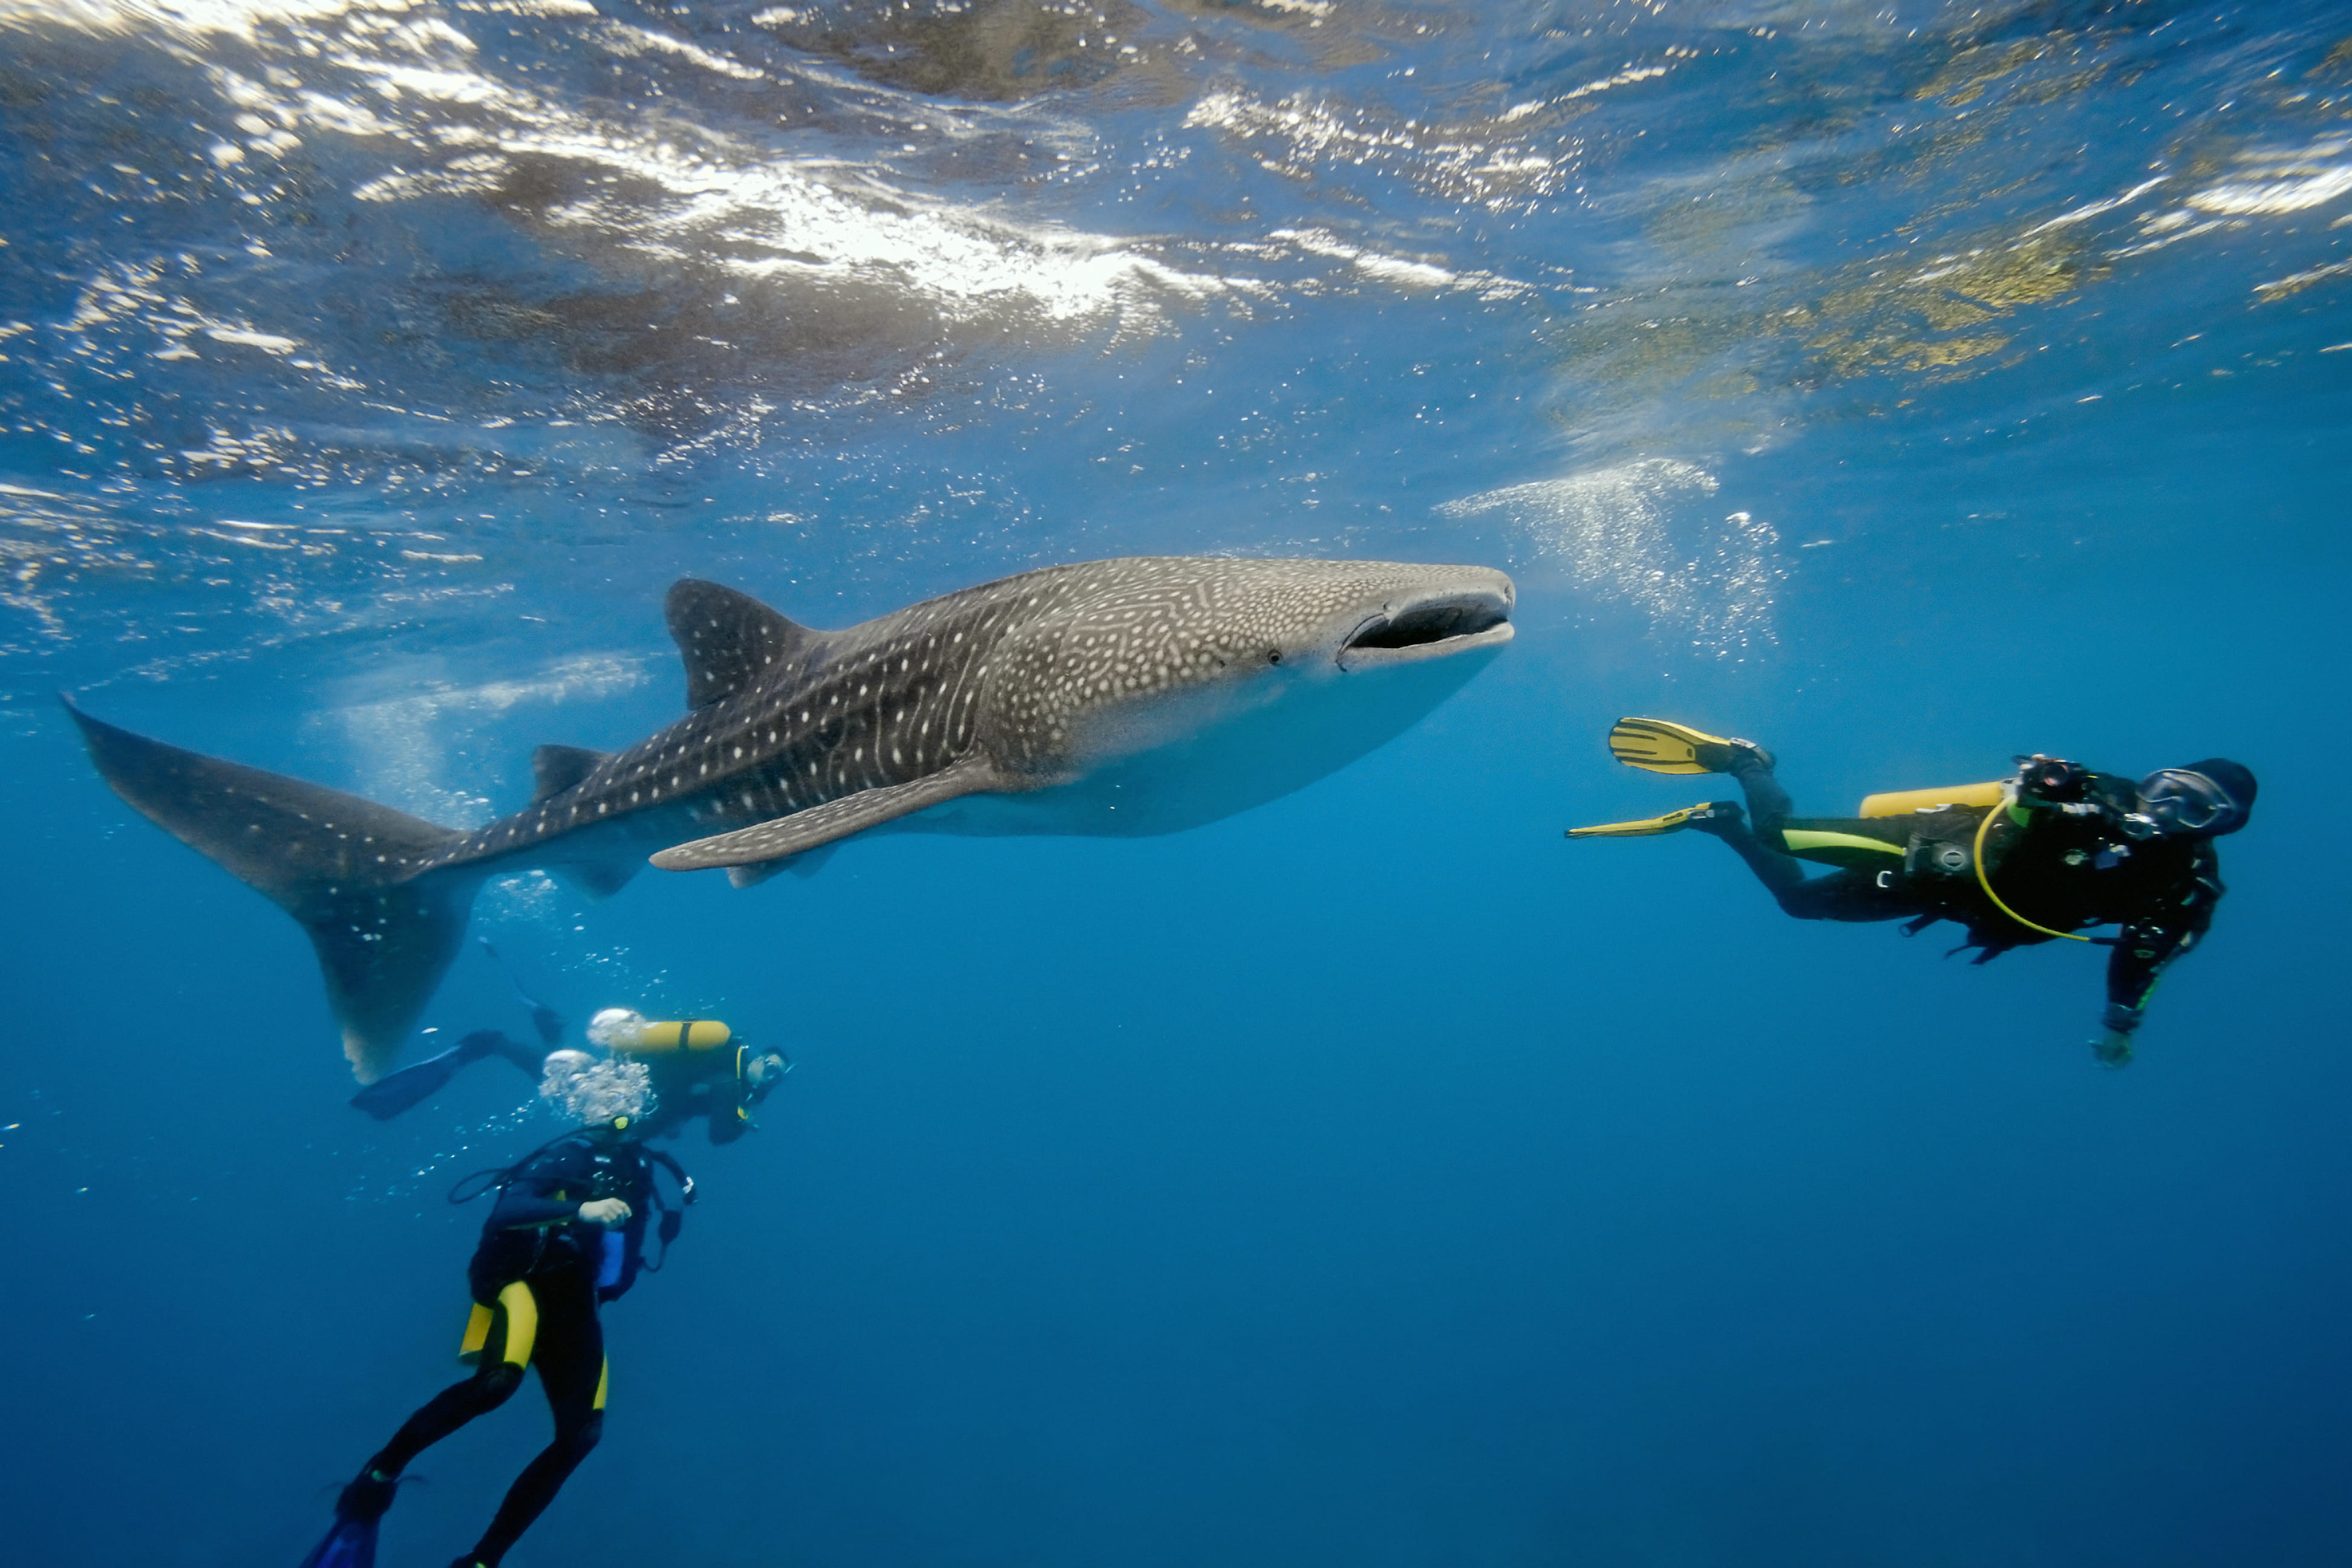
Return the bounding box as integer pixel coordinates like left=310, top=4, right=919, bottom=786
left=2091, top=1002, right=2143, bottom=1069
left=579, top=1197, right=633, bottom=1224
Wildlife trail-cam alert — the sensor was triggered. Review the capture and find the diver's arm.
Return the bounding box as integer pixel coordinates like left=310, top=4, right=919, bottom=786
left=488, top=1184, right=627, bottom=1229
left=2098, top=852, right=2222, bottom=1043
left=485, top=1147, right=610, bottom=1229
left=486, top=1180, right=581, bottom=1230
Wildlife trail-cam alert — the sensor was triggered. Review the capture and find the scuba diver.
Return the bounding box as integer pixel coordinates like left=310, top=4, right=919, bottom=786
left=299, top=1057, right=696, bottom=1568
left=353, top=940, right=789, bottom=1143
left=1567, top=718, right=2256, bottom=1067
left=581, top=1007, right=788, bottom=1147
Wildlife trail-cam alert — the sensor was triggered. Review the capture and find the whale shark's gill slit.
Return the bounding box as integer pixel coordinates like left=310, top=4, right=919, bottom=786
left=1345, top=597, right=1510, bottom=651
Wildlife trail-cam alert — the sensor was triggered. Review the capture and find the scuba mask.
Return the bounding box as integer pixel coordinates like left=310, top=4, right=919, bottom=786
left=2130, top=768, right=2244, bottom=838
left=729, top=1047, right=791, bottom=1126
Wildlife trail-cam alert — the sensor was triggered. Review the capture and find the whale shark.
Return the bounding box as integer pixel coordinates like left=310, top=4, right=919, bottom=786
left=69, top=555, right=1514, bottom=1080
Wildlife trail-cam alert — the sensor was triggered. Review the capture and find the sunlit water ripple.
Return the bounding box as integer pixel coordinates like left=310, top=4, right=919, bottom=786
left=1, top=0, right=2347, bottom=702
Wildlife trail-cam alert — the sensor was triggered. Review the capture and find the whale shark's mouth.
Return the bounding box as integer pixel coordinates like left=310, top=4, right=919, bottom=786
left=1338, top=593, right=1515, bottom=671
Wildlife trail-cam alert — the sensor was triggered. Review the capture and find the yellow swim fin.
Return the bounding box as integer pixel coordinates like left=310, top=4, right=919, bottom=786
left=1604, top=717, right=1768, bottom=776
left=1565, top=802, right=1737, bottom=839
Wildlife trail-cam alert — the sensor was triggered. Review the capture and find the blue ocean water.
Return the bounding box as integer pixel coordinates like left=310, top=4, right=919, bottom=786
left=4, top=2, right=2351, bottom=1564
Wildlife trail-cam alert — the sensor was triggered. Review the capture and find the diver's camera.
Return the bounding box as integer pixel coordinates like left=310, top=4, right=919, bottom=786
left=2014, top=754, right=2090, bottom=803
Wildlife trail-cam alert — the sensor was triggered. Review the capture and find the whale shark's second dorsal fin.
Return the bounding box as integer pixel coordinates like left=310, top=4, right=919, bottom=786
left=531, top=744, right=609, bottom=805
left=665, top=579, right=825, bottom=710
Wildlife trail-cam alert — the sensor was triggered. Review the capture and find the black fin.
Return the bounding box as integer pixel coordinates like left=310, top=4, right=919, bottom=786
left=730, top=843, right=840, bottom=887
left=348, top=1042, right=471, bottom=1120
left=531, top=745, right=609, bottom=805
left=786, top=842, right=838, bottom=878
left=65, top=699, right=479, bottom=1082
left=650, top=758, right=1002, bottom=871
left=557, top=861, right=640, bottom=900
left=665, top=579, right=826, bottom=710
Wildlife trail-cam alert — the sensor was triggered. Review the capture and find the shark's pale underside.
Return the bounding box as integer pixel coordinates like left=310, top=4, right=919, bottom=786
left=69, top=556, right=1514, bottom=1079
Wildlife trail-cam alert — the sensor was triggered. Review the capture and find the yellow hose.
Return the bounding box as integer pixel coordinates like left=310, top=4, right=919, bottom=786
left=1971, top=789, right=2090, bottom=943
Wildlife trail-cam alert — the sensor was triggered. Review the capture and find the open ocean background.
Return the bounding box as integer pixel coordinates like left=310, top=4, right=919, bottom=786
left=5, top=2, right=2351, bottom=1564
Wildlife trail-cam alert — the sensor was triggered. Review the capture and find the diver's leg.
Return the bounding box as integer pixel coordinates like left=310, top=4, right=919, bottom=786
left=367, top=1290, right=534, bottom=1477
left=462, top=1272, right=605, bottom=1567
left=1769, top=866, right=1915, bottom=924
left=1690, top=806, right=1808, bottom=901
left=1692, top=804, right=1918, bottom=925
left=1688, top=758, right=1811, bottom=905
left=1722, top=751, right=1794, bottom=841
left=495, top=1039, right=549, bottom=1079
left=1690, top=752, right=1887, bottom=910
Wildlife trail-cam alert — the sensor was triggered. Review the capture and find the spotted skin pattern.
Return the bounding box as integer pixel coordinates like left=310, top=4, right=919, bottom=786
left=68, top=555, right=1513, bottom=1077
left=422, top=557, right=1513, bottom=876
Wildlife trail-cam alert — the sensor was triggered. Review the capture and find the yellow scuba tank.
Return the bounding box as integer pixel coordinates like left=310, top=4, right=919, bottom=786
left=587, top=1007, right=733, bottom=1055
left=612, top=1020, right=733, bottom=1054
left=1858, top=781, right=2006, bottom=818
left=1854, top=779, right=2094, bottom=944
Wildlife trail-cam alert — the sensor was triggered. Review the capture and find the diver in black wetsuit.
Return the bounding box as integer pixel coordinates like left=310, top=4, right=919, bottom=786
left=300, top=1060, right=694, bottom=1568
left=353, top=941, right=788, bottom=1144
left=1569, top=719, right=2256, bottom=1067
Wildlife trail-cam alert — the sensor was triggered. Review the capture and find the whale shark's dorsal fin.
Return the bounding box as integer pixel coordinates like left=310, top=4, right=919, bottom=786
left=531, top=744, right=609, bottom=805
left=665, top=579, right=825, bottom=710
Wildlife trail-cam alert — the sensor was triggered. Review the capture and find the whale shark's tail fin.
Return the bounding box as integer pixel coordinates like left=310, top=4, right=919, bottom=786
left=64, top=699, right=480, bottom=1083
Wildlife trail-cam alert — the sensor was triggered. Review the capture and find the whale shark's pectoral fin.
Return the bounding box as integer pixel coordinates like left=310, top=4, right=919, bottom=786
left=650, top=759, right=1005, bottom=872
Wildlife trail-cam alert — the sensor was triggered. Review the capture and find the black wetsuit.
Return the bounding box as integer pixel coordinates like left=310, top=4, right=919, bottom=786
left=640, top=1050, right=760, bottom=1145
left=365, top=1131, right=684, bottom=1567
left=1704, top=755, right=2222, bottom=1035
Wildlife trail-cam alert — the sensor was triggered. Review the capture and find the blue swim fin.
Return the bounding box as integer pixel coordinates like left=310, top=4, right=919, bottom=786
left=296, top=1513, right=379, bottom=1568
left=347, top=1045, right=468, bottom=1120
left=299, top=1471, right=396, bottom=1568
